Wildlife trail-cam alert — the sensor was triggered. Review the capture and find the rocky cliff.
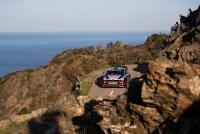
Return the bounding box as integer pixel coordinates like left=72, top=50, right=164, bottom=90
left=85, top=58, right=200, bottom=134
left=0, top=6, right=200, bottom=134
left=161, top=6, right=200, bottom=64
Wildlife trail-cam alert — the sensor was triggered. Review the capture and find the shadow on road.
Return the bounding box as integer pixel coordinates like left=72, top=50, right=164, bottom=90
left=127, top=77, right=144, bottom=104
left=127, top=63, right=149, bottom=104
left=132, top=63, right=149, bottom=74
left=95, top=76, right=103, bottom=88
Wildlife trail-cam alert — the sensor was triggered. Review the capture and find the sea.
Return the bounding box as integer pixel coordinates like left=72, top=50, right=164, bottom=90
left=0, top=31, right=163, bottom=77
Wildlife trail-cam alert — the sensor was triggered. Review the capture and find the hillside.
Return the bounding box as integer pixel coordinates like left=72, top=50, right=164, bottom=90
left=0, top=39, right=161, bottom=123
left=0, top=6, right=200, bottom=134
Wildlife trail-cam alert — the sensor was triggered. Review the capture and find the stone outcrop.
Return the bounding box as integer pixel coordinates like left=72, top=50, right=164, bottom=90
left=162, top=27, right=200, bottom=64
left=89, top=58, right=200, bottom=134
left=177, top=42, right=200, bottom=63
left=161, top=6, right=200, bottom=64
left=138, top=58, right=200, bottom=133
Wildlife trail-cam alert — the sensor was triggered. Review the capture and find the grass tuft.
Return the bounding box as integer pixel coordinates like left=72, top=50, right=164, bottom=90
left=0, top=121, right=28, bottom=134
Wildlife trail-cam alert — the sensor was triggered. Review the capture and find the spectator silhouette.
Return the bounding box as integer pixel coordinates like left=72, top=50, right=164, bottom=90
left=170, top=22, right=179, bottom=34
left=187, top=8, right=192, bottom=18
left=186, top=8, right=193, bottom=23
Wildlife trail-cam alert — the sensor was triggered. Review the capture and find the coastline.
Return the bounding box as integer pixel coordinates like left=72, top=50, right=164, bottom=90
left=0, top=31, right=160, bottom=77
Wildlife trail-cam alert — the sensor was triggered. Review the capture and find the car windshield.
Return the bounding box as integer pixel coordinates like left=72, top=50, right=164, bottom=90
left=106, top=70, right=124, bottom=75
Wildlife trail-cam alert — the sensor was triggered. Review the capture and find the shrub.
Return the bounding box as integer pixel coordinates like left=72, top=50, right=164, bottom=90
left=72, top=89, right=82, bottom=98
left=66, top=57, right=75, bottom=65
left=108, top=60, right=122, bottom=66
left=18, top=107, right=28, bottom=115
left=0, top=121, right=27, bottom=134
left=52, top=59, right=62, bottom=65
left=112, top=115, right=121, bottom=125
left=64, top=109, right=74, bottom=120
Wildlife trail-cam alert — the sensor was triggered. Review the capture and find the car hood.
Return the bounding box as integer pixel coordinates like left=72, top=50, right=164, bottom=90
left=105, top=74, right=123, bottom=80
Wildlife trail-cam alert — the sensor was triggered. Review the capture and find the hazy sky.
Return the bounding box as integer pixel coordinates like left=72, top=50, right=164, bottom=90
left=0, top=1, right=199, bottom=32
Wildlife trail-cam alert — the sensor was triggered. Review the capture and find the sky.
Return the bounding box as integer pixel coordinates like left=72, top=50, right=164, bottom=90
left=0, top=0, right=199, bottom=32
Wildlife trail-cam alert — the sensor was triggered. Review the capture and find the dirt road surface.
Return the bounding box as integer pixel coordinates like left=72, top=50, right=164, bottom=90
left=87, top=64, right=148, bottom=97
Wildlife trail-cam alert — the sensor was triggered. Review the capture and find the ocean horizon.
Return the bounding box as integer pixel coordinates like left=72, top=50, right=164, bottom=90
left=0, top=31, right=166, bottom=77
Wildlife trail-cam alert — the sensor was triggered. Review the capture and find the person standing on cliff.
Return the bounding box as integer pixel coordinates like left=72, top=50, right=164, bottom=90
left=187, top=8, right=193, bottom=23
left=187, top=8, right=192, bottom=18
left=170, top=22, right=179, bottom=34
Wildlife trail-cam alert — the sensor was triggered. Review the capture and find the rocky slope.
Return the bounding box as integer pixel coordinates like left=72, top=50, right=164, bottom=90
left=0, top=6, right=200, bottom=134
left=0, top=39, right=161, bottom=127
left=161, top=6, right=200, bottom=64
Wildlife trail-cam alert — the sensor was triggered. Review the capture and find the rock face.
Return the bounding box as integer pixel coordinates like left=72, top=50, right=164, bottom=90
left=139, top=58, right=200, bottom=133
left=90, top=58, right=200, bottom=134
left=162, top=28, right=200, bottom=64
left=161, top=6, right=200, bottom=64
left=177, top=42, right=200, bottom=63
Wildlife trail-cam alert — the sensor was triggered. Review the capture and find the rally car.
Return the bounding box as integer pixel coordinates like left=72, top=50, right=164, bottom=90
left=101, top=66, right=131, bottom=88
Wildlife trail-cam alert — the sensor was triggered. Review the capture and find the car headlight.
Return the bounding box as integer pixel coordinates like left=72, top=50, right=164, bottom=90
left=118, top=76, right=124, bottom=79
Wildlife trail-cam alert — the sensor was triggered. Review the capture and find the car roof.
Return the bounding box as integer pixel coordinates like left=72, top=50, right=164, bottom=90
left=107, top=66, right=126, bottom=71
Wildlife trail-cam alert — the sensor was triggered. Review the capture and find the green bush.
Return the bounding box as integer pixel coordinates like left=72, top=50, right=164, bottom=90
left=51, top=58, right=62, bottom=65
left=72, top=89, right=82, bottom=98
left=0, top=121, right=27, bottom=134
left=18, top=107, right=28, bottom=115
left=66, top=57, right=75, bottom=65
left=112, top=115, right=121, bottom=125
left=64, top=110, right=74, bottom=120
